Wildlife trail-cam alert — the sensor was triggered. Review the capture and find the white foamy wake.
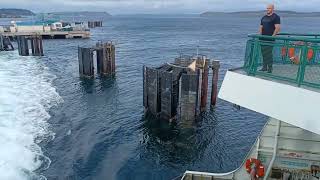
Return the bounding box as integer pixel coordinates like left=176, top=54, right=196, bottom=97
left=0, top=51, right=63, bottom=180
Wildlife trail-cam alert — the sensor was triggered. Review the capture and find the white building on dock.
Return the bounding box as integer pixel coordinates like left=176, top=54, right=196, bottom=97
left=0, top=20, right=90, bottom=39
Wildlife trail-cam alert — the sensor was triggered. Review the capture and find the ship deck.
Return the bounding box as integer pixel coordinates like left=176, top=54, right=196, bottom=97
left=233, top=63, right=320, bottom=93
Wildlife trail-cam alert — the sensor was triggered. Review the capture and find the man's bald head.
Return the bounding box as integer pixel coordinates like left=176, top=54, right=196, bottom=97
left=266, top=4, right=275, bottom=15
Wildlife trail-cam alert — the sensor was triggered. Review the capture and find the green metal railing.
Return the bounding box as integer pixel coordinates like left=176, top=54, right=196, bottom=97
left=244, top=33, right=320, bottom=88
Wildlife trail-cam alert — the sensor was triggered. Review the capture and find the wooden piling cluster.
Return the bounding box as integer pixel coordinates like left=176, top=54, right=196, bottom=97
left=0, top=35, right=14, bottom=51
left=78, top=42, right=115, bottom=78
left=16, top=35, right=43, bottom=56
left=88, top=21, right=103, bottom=28
left=143, top=55, right=219, bottom=122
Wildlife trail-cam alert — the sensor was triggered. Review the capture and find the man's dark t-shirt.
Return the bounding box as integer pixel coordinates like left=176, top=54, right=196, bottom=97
left=261, top=13, right=281, bottom=36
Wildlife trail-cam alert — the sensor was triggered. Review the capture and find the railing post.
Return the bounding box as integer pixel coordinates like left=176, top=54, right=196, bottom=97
left=282, top=40, right=289, bottom=64
left=248, top=38, right=259, bottom=76
left=297, top=44, right=308, bottom=87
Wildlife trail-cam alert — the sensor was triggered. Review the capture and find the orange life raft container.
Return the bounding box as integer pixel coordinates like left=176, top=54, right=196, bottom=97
left=281, top=44, right=314, bottom=64
left=245, top=158, right=265, bottom=178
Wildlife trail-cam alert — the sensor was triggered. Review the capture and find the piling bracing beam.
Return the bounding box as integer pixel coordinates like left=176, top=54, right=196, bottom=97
left=210, top=60, right=220, bottom=108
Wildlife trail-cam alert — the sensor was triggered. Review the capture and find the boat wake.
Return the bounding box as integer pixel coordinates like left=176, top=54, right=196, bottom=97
left=0, top=51, right=63, bottom=180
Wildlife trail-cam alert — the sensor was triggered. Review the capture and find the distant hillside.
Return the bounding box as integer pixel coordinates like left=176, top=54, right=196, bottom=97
left=0, top=8, right=35, bottom=18
left=201, top=11, right=320, bottom=17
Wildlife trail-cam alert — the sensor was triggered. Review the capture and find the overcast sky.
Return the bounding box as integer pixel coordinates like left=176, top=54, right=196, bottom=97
left=2, top=0, right=320, bottom=14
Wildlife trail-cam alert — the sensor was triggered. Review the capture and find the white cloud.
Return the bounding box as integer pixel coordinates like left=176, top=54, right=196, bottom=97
left=2, top=0, right=320, bottom=14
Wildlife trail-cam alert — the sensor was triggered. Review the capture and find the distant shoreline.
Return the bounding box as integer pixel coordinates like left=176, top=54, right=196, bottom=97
left=49, top=11, right=112, bottom=17
left=201, top=10, right=320, bottom=17
left=0, top=8, right=34, bottom=18
left=0, top=15, right=22, bottom=18
left=0, top=9, right=112, bottom=19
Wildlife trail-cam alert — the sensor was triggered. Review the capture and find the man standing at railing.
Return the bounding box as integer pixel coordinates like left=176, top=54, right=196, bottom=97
left=259, top=4, right=281, bottom=73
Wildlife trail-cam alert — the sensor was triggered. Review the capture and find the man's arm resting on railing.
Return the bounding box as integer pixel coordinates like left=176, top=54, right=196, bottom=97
left=259, top=25, right=263, bottom=35
left=272, top=24, right=280, bottom=36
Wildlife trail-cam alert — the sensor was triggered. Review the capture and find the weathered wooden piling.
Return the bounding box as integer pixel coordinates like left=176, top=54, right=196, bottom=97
left=88, top=21, right=94, bottom=28
left=30, top=36, right=43, bottom=56
left=179, top=72, right=202, bottom=121
left=0, top=35, right=4, bottom=51
left=210, top=60, right=220, bottom=108
left=96, top=47, right=105, bottom=74
left=106, top=43, right=116, bottom=74
left=200, top=59, right=209, bottom=111
left=3, top=36, right=14, bottom=51
left=88, top=21, right=103, bottom=28
left=159, top=71, right=173, bottom=120
left=144, top=67, right=160, bottom=116
left=17, top=36, right=29, bottom=56
left=96, top=42, right=116, bottom=75
left=0, top=35, right=13, bottom=51
left=94, top=21, right=102, bottom=27
left=78, top=47, right=94, bottom=78
left=17, top=35, right=43, bottom=56
left=78, top=42, right=115, bottom=78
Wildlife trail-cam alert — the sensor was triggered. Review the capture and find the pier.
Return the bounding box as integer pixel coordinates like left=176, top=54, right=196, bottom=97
left=78, top=42, right=116, bottom=78
left=143, top=55, right=220, bottom=121
left=0, top=20, right=90, bottom=39
left=1, top=31, right=90, bottom=39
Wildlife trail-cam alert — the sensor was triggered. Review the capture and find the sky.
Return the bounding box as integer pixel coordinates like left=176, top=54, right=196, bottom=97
left=1, top=0, right=320, bottom=14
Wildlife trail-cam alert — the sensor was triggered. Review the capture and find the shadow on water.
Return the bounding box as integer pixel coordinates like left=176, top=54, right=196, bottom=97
left=79, top=75, right=117, bottom=94
left=140, top=113, right=211, bottom=165
left=116, top=113, right=218, bottom=179
left=116, top=100, right=267, bottom=180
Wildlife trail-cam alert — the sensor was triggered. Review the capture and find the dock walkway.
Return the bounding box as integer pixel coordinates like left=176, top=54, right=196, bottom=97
left=1, top=30, right=90, bottom=39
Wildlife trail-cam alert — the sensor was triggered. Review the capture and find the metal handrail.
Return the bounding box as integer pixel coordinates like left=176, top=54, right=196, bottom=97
left=278, top=32, right=320, bottom=37
left=244, top=33, right=320, bottom=89
left=248, top=34, right=320, bottom=43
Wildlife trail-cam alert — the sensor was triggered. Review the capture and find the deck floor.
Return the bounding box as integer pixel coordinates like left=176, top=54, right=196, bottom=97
left=236, top=63, right=320, bottom=92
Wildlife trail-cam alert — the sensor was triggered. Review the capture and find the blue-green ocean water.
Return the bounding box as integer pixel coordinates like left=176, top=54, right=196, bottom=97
left=0, top=15, right=319, bottom=180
